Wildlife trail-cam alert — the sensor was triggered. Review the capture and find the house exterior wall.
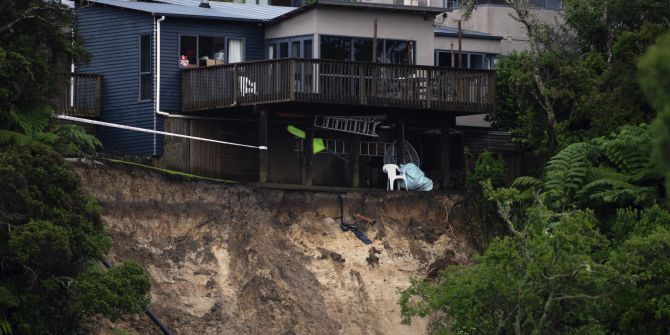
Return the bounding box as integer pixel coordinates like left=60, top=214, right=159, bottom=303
left=438, top=5, right=562, bottom=54
left=434, top=35, right=501, bottom=54
left=159, top=17, right=266, bottom=112
left=266, top=8, right=435, bottom=65
left=76, top=5, right=159, bottom=156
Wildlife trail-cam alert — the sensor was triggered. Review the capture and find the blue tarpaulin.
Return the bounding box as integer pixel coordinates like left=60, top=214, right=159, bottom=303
left=398, top=163, right=433, bottom=191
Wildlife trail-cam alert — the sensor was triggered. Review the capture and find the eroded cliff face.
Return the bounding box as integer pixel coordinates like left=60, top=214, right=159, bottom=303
left=71, top=161, right=474, bottom=335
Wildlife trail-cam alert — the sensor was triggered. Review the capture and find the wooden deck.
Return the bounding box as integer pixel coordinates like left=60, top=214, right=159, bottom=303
left=181, top=58, right=496, bottom=114
left=56, top=73, right=102, bottom=117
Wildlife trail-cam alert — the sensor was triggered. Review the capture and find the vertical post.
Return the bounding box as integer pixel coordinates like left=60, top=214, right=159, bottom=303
left=233, top=64, right=240, bottom=105
left=396, top=120, right=405, bottom=165
left=351, top=134, right=361, bottom=188
left=258, top=108, right=268, bottom=184
left=458, top=20, right=463, bottom=68
left=304, top=116, right=315, bottom=186
left=95, top=75, right=102, bottom=116
left=289, top=59, right=297, bottom=101
left=426, top=69, right=432, bottom=109
left=372, top=17, right=378, bottom=63
left=440, top=121, right=452, bottom=190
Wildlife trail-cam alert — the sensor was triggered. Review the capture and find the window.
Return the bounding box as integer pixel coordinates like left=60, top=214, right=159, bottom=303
left=179, top=35, right=243, bottom=67
left=139, top=34, right=152, bottom=101
left=303, top=40, right=313, bottom=59
left=180, top=35, right=197, bottom=66
left=199, top=36, right=227, bottom=64
left=227, top=39, right=243, bottom=63
left=434, top=50, right=497, bottom=69
left=319, top=35, right=415, bottom=64
left=266, top=37, right=314, bottom=59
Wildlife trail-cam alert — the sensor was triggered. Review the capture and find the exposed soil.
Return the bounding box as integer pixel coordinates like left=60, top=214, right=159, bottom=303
left=71, top=161, right=474, bottom=335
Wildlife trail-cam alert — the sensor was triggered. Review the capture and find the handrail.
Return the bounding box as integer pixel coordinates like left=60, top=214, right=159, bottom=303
left=56, top=73, right=102, bottom=117
left=181, top=58, right=495, bottom=114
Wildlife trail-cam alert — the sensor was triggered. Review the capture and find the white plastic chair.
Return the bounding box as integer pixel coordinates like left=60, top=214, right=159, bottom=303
left=383, top=164, right=406, bottom=191
left=239, top=76, right=256, bottom=96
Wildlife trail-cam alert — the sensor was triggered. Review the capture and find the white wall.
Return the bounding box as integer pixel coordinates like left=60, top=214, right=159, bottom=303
left=266, top=7, right=436, bottom=65
left=437, top=5, right=562, bottom=54
left=434, top=35, right=501, bottom=54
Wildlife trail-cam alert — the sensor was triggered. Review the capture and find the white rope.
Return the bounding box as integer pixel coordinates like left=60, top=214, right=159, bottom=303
left=57, top=115, right=268, bottom=150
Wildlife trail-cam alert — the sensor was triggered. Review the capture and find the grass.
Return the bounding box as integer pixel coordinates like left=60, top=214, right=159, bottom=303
left=102, top=158, right=237, bottom=183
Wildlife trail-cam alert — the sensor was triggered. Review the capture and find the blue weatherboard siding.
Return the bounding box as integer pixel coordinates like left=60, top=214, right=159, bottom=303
left=76, top=5, right=161, bottom=156
left=159, top=18, right=265, bottom=112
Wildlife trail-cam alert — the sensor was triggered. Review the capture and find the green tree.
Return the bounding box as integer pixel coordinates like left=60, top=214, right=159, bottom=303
left=638, top=32, right=670, bottom=195
left=0, top=144, right=150, bottom=334
left=464, top=0, right=670, bottom=156
left=401, top=125, right=670, bottom=334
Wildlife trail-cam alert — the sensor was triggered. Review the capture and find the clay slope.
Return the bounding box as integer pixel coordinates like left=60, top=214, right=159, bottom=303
left=71, top=161, right=473, bottom=335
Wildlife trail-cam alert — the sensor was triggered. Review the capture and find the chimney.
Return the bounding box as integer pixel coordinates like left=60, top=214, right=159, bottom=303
left=199, top=0, right=211, bottom=8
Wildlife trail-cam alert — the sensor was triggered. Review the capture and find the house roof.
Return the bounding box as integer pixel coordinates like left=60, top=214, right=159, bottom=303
left=85, top=0, right=295, bottom=22
left=269, top=0, right=446, bottom=24
left=434, top=26, right=503, bottom=40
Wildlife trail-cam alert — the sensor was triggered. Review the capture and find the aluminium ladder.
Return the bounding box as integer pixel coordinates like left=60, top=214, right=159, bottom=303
left=313, top=116, right=384, bottom=137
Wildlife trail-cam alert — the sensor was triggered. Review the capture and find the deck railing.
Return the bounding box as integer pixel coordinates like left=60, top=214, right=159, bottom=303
left=182, top=58, right=495, bottom=114
left=56, top=73, right=102, bottom=117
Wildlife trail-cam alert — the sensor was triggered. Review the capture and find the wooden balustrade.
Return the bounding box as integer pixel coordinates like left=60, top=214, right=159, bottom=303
left=56, top=73, right=102, bottom=117
left=181, top=58, right=495, bottom=114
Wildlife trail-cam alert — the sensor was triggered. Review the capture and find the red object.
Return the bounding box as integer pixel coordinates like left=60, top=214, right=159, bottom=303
left=179, top=55, right=189, bottom=67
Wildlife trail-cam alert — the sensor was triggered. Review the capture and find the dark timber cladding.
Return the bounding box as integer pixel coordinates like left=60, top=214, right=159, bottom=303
left=181, top=59, right=496, bottom=114
left=159, top=17, right=266, bottom=112
left=76, top=5, right=159, bottom=155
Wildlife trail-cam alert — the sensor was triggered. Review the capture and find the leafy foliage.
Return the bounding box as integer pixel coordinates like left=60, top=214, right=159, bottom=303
left=0, top=144, right=149, bottom=334
left=482, top=0, right=670, bottom=156
left=401, top=123, right=670, bottom=334
left=464, top=151, right=507, bottom=248
left=638, top=32, right=670, bottom=195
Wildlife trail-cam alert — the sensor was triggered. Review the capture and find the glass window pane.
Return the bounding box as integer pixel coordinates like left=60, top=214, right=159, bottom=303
left=469, top=54, right=484, bottom=69
left=384, top=39, right=409, bottom=64
left=279, top=42, right=289, bottom=58
left=353, top=38, right=373, bottom=62
left=228, top=39, right=243, bottom=63
left=197, top=36, right=226, bottom=65
left=291, top=41, right=300, bottom=58
left=303, top=40, right=313, bottom=59
left=268, top=44, right=275, bottom=59
left=437, top=51, right=453, bottom=67
left=180, top=35, right=197, bottom=66
left=320, top=35, right=351, bottom=61
left=140, top=74, right=152, bottom=101
left=140, top=34, right=151, bottom=73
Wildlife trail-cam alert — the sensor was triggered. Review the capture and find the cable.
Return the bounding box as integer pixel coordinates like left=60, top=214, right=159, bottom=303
left=57, top=115, right=267, bottom=150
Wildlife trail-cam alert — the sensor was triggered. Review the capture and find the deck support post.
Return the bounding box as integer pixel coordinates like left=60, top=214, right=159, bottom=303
left=440, top=120, right=453, bottom=190
left=396, top=120, right=405, bottom=165
left=351, top=134, right=361, bottom=188
left=258, top=107, right=268, bottom=184
left=303, top=116, right=315, bottom=186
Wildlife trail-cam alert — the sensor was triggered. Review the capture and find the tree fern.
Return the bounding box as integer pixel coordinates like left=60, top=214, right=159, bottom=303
left=544, top=142, right=597, bottom=206
left=596, top=124, right=652, bottom=175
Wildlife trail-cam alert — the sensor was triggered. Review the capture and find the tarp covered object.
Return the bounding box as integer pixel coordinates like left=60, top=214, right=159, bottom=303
left=398, top=163, right=433, bottom=191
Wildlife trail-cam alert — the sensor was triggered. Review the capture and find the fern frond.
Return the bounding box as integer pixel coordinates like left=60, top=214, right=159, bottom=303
left=544, top=142, right=597, bottom=203
left=512, top=176, right=543, bottom=191
left=597, top=124, right=652, bottom=175
left=578, top=179, right=656, bottom=207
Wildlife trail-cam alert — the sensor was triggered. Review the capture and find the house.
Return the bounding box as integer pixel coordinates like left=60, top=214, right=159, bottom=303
left=65, top=0, right=499, bottom=189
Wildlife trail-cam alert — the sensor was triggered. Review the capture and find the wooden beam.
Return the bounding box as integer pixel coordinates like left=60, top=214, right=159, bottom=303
left=258, top=108, right=268, bottom=183
left=440, top=122, right=452, bottom=190
left=396, top=120, right=405, bottom=164
left=304, top=117, right=315, bottom=186
left=351, top=134, right=361, bottom=188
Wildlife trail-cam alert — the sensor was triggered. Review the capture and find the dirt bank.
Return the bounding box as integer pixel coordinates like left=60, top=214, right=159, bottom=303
left=71, top=161, right=474, bottom=335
